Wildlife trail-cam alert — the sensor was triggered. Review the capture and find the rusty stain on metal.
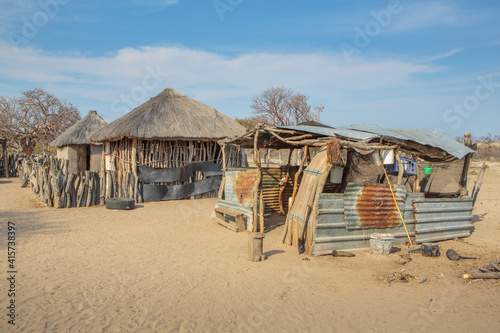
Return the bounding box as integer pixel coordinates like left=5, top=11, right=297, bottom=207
left=235, top=172, right=258, bottom=205
left=356, top=184, right=401, bottom=228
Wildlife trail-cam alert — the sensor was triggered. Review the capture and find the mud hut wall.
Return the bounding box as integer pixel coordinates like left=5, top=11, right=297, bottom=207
left=90, top=145, right=103, bottom=172
left=57, top=145, right=80, bottom=174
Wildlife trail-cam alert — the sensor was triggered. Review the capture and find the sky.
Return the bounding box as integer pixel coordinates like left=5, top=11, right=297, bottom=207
left=0, top=0, right=499, bottom=139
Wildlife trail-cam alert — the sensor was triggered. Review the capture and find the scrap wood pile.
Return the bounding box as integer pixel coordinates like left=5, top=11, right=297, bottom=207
left=462, top=259, right=500, bottom=279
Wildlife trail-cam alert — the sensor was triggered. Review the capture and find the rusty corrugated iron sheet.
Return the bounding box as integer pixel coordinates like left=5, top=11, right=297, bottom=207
left=312, top=192, right=422, bottom=255
left=413, top=198, right=473, bottom=243
left=224, top=168, right=258, bottom=207
left=224, top=166, right=299, bottom=213
left=344, top=183, right=406, bottom=229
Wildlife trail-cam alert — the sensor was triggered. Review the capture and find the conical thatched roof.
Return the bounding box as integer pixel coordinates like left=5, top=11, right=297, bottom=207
left=90, top=88, right=246, bottom=142
left=50, top=110, right=108, bottom=147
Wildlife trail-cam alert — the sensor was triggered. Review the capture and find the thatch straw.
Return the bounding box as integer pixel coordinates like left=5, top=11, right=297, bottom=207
left=50, top=110, right=108, bottom=147
left=89, top=88, right=246, bottom=142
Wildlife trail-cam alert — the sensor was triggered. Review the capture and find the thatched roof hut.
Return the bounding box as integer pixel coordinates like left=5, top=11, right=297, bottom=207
left=90, top=88, right=245, bottom=142
left=89, top=88, right=246, bottom=203
left=51, top=110, right=108, bottom=173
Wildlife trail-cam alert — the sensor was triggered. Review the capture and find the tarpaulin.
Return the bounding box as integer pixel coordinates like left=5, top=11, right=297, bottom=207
left=138, top=162, right=222, bottom=183
left=140, top=176, right=222, bottom=202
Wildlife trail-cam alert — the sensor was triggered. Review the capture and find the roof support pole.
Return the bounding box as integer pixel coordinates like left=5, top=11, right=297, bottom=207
left=132, top=138, right=138, bottom=203
left=252, top=125, right=262, bottom=232
left=218, top=144, right=226, bottom=199
left=460, top=133, right=474, bottom=196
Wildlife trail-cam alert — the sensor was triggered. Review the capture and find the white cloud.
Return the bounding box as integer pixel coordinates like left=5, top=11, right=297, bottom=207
left=6, top=40, right=491, bottom=136
left=383, top=1, right=461, bottom=33
left=0, top=41, right=438, bottom=100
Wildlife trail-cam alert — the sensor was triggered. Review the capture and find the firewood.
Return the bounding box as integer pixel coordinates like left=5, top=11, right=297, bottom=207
left=463, top=272, right=500, bottom=279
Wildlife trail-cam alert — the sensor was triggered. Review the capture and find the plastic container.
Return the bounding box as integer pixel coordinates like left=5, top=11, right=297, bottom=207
left=329, top=166, right=344, bottom=184
left=423, top=166, right=433, bottom=174
left=385, top=158, right=417, bottom=176
left=369, top=233, right=395, bottom=255
left=381, top=150, right=395, bottom=165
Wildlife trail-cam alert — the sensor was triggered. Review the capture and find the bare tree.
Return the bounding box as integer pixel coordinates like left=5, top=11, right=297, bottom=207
left=250, top=87, right=323, bottom=126
left=0, top=88, right=81, bottom=155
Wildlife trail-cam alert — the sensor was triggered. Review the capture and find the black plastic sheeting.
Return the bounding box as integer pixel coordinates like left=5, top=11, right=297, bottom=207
left=140, top=176, right=222, bottom=202
left=138, top=162, right=223, bottom=184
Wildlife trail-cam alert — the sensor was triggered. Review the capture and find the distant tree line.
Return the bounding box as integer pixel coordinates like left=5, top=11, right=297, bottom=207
left=0, top=88, right=81, bottom=155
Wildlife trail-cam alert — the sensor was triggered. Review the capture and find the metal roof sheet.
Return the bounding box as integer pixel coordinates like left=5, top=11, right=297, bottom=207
left=282, top=123, right=474, bottom=159
left=280, top=125, right=377, bottom=141
left=389, top=128, right=475, bottom=160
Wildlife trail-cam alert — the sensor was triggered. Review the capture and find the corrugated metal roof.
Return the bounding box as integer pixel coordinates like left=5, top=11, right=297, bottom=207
left=338, top=124, right=474, bottom=159
left=280, top=125, right=377, bottom=141
left=339, top=123, right=407, bottom=140
left=389, top=128, right=474, bottom=160
left=280, top=123, right=474, bottom=159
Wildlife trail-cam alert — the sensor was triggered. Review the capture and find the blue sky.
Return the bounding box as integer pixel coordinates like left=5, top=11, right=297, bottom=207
left=1, top=0, right=499, bottom=138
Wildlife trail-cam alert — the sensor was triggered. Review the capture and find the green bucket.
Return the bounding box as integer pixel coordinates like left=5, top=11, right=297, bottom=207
left=424, top=167, right=432, bottom=175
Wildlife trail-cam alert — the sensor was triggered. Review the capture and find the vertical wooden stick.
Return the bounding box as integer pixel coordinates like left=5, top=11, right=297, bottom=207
left=132, top=138, right=138, bottom=202
left=252, top=125, right=262, bottom=232
left=395, top=150, right=404, bottom=185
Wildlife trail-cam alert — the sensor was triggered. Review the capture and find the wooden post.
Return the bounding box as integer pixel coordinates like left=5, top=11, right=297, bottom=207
left=132, top=139, right=138, bottom=202
left=395, top=150, right=404, bottom=185
left=252, top=125, right=262, bottom=232
left=248, top=232, right=266, bottom=262
left=218, top=144, right=227, bottom=199
left=460, top=133, right=474, bottom=196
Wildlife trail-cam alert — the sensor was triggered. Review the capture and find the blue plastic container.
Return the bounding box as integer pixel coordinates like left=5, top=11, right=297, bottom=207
left=385, top=158, right=417, bottom=176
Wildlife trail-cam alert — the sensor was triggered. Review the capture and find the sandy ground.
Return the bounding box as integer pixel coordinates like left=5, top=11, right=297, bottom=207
left=0, top=162, right=499, bottom=333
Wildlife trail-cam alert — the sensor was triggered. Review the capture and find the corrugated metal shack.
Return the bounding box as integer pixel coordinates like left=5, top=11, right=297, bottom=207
left=215, top=124, right=476, bottom=255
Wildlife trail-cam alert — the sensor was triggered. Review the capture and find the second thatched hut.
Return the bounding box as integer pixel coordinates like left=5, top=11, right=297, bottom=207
left=50, top=110, right=108, bottom=174
left=90, top=88, right=246, bottom=202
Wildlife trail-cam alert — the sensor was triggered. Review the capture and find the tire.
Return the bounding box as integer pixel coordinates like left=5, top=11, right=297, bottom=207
left=105, top=198, right=135, bottom=210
